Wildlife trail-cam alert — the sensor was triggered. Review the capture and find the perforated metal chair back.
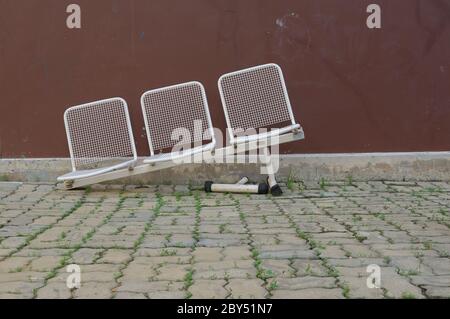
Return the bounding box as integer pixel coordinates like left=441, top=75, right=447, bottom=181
left=218, top=63, right=299, bottom=143
left=141, top=82, right=215, bottom=156
left=64, top=98, right=137, bottom=172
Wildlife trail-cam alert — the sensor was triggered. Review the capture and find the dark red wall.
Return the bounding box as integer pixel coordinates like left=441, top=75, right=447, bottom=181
left=0, top=0, right=449, bottom=157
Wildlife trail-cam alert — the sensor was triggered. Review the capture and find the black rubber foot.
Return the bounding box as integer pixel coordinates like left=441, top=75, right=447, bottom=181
left=204, top=181, right=214, bottom=193
left=270, top=184, right=283, bottom=196
left=258, top=183, right=269, bottom=194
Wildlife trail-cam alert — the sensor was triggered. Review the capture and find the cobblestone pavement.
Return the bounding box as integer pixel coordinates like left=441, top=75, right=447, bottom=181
left=0, top=181, right=449, bottom=299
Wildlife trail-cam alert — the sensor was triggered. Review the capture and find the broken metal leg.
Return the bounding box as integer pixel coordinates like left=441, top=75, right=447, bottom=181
left=64, top=180, right=74, bottom=190
left=204, top=176, right=269, bottom=195
left=261, top=146, right=283, bottom=196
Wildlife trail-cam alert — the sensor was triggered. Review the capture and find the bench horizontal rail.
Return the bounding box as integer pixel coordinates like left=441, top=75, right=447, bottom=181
left=64, top=130, right=304, bottom=189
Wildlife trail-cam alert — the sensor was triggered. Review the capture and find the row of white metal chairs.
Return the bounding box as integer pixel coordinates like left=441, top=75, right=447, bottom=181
left=57, top=63, right=303, bottom=187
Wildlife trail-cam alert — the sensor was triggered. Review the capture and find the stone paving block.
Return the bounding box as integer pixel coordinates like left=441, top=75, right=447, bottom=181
left=422, top=258, right=450, bottom=275
left=410, top=275, right=450, bottom=287
left=36, top=282, right=72, bottom=299
left=194, top=260, right=254, bottom=272
left=383, top=277, right=425, bottom=299
left=114, top=292, right=147, bottom=299
left=167, top=234, right=195, bottom=247
left=134, top=247, right=191, bottom=257
left=32, top=216, right=59, bottom=226
left=390, top=256, right=434, bottom=275
left=198, top=238, right=246, bottom=247
left=147, top=291, right=186, bottom=299
left=15, top=248, right=69, bottom=258
left=339, top=276, right=385, bottom=298
left=341, top=244, right=379, bottom=258
left=271, top=288, right=344, bottom=299
left=222, top=246, right=251, bottom=260
left=116, top=280, right=184, bottom=294
left=189, top=280, right=228, bottom=299
left=0, top=182, right=449, bottom=299
left=0, top=257, right=33, bottom=272
left=0, top=292, right=34, bottom=299
left=120, top=264, right=156, bottom=281
left=260, top=259, right=295, bottom=278
left=193, top=247, right=222, bottom=262
left=433, top=244, right=450, bottom=255
left=276, top=277, right=337, bottom=290
left=250, top=235, right=279, bottom=245
left=71, top=248, right=103, bottom=264
left=98, top=249, right=132, bottom=264
left=0, top=271, right=46, bottom=283
left=73, top=282, right=116, bottom=299
left=259, top=249, right=316, bottom=260
left=0, top=237, right=27, bottom=249
left=29, top=256, right=62, bottom=272
left=226, top=279, right=266, bottom=299
left=0, top=248, right=14, bottom=257
left=423, top=286, right=450, bottom=298
left=154, top=264, right=188, bottom=281
left=73, top=271, right=116, bottom=283
left=317, top=246, right=348, bottom=259
left=0, top=281, right=42, bottom=294
left=291, top=260, right=329, bottom=277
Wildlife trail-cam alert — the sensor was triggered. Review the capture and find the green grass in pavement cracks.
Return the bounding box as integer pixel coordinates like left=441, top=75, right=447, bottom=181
left=33, top=192, right=115, bottom=298
left=9, top=267, right=23, bottom=273
left=378, top=192, right=450, bottom=241
left=341, top=284, right=351, bottom=298
left=164, top=233, right=173, bottom=244
left=319, top=178, right=328, bottom=190
left=192, top=191, right=201, bottom=243
left=267, top=279, right=278, bottom=294
left=233, top=196, right=275, bottom=298
left=219, top=223, right=228, bottom=234
left=36, top=191, right=148, bottom=298
left=275, top=197, right=353, bottom=299
left=182, top=191, right=202, bottom=299
left=401, top=292, right=417, bottom=299
left=32, top=190, right=105, bottom=298
left=3, top=190, right=88, bottom=263
left=112, top=192, right=162, bottom=296
left=160, top=249, right=177, bottom=257
left=346, top=175, right=354, bottom=187
left=287, top=171, right=296, bottom=191
left=397, top=269, right=420, bottom=277
left=424, top=186, right=443, bottom=194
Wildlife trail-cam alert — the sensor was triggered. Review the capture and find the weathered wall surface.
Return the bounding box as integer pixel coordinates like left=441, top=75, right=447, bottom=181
left=2, top=153, right=450, bottom=184
left=0, top=0, right=449, bottom=158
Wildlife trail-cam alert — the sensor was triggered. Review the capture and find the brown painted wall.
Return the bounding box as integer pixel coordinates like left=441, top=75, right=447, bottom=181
left=0, top=0, right=449, bottom=158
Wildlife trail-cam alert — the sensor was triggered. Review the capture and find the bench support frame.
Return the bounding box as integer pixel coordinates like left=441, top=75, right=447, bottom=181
left=62, top=130, right=304, bottom=190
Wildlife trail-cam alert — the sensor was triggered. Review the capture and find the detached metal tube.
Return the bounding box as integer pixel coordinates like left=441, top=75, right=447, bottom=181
left=205, top=181, right=269, bottom=194
left=236, top=177, right=249, bottom=185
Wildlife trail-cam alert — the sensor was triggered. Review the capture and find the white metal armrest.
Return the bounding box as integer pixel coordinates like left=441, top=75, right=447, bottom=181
left=143, top=141, right=215, bottom=164
left=233, top=123, right=301, bottom=145
left=57, top=159, right=137, bottom=181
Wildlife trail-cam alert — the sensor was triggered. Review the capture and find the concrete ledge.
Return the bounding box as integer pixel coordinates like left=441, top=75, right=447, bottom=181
left=1, top=152, right=449, bottom=184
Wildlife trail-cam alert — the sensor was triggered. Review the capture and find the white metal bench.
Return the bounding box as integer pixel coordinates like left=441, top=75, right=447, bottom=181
left=57, top=98, right=137, bottom=183
left=218, top=63, right=301, bottom=145
left=206, top=63, right=302, bottom=195
left=57, top=63, right=304, bottom=194
left=141, top=82, right=216, bottom=164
